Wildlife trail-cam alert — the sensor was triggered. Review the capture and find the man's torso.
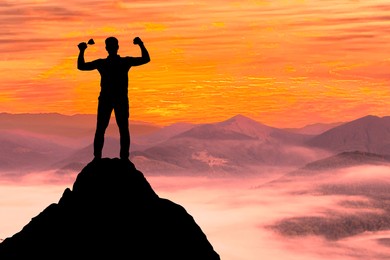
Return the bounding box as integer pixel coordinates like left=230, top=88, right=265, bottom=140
left=96, top=55, right=132, bottom=98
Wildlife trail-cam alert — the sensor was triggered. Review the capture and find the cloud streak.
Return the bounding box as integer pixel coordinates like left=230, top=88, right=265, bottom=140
left=1, top=0, right=390, bottom=127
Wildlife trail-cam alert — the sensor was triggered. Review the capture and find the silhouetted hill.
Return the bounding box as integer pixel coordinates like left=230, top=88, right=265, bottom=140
left=0, top=158, right=220, bottom=259
left=307, top=115, right=390, bottom=154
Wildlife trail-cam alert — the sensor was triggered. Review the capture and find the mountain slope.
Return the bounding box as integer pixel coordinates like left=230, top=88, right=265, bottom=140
left=291, top=151, right=390, bottom=175
left=0, top=158, right=220, bottom=259
left=178, top=114, right=311, bottom=144
left=0, top=131, right=73, bottom=172
left=307, top=115, right=390, bottom=155
left=134, top=122, right=195, bottom=146
left=0, top=113, right=161, bottom=144
left=284, top=121, right=344, bottom=135
left=130, top=115, right=324, bottom=174
left=260, top=151, right=390, bottom=188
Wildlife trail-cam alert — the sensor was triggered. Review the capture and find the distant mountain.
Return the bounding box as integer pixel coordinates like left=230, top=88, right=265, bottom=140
left=291, top=151, right=390, bottom=175
left=307, top=115, right=390, bottom=155
left=171, top=114, right=264, bottom=140
left=0, top=130, right=73, bottom=173
left=0, top=113, right=163, bottom=173
left=178, top=114, right=310, bottom=144
left=130, top=115, right=327, bottom=174
left=51, top=137, right=149, bottom=173
left=134, top=122, right=195, bottom=146
left=5, top=113, right=390, bottom=176
left=0, top=158, right=220, bottom=259
left=264, top=151, right=390, bottom=186
left=284, top=122, right=344, bottom=135
left=0, top=113, right=161, bottom=144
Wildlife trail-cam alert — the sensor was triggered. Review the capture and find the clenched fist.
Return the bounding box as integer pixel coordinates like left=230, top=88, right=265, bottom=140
left=133, top=37, right=143, bottom=45
left=78, top=42, right=88, bottom=51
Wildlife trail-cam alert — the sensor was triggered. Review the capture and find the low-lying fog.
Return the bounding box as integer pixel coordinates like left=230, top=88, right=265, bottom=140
left=1, top=164, right=390, bottom=260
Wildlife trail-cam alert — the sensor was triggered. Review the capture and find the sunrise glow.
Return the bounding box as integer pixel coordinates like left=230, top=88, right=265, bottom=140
left=1, top=0, right=390, bottom=127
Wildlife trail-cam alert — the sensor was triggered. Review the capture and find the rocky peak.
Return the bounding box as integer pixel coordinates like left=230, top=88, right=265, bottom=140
left=0, top=158, right=220, bottom=259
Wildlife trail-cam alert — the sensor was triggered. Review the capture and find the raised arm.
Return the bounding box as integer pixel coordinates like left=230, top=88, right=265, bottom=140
left=130, top=37, right=151, bottom=66
left=77, top=42, right=97, bottom=71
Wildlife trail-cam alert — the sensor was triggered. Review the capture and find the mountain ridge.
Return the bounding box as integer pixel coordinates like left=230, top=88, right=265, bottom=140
left=2, top=113, right=390, bottom=175
left=307, top=115, right=390, bottom=155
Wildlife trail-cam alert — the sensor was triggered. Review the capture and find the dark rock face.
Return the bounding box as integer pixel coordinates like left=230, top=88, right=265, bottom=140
left=0, top=158, right=220, bottom=259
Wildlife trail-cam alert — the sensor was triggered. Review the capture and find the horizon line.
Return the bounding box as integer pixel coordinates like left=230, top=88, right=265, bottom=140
left=0, top=111, right=386, bottom=129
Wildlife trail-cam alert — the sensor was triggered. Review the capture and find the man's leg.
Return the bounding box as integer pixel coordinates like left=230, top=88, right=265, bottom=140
left=114, top=99, right=130, bottom=159
left=94, top=99, right=112, bottom=159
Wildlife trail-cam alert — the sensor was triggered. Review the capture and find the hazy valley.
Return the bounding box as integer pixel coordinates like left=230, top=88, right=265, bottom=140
left=1, top=113, right=390, bottom=259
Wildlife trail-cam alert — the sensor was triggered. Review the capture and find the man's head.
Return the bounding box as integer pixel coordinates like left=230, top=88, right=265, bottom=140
left=105, top=37, right=119, bottom=56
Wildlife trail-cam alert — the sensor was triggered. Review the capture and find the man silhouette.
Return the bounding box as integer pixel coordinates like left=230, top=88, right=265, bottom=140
left=77, top=36, right=150, bottom=160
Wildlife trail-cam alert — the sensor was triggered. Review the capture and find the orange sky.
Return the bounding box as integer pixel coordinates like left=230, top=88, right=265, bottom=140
left=1, top=0, right=390, bottom=127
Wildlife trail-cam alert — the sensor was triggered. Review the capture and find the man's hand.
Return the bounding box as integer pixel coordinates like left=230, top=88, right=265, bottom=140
left=133, top=37, right=143, bottom=45
left=78, top=42, right=88, bottom=51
